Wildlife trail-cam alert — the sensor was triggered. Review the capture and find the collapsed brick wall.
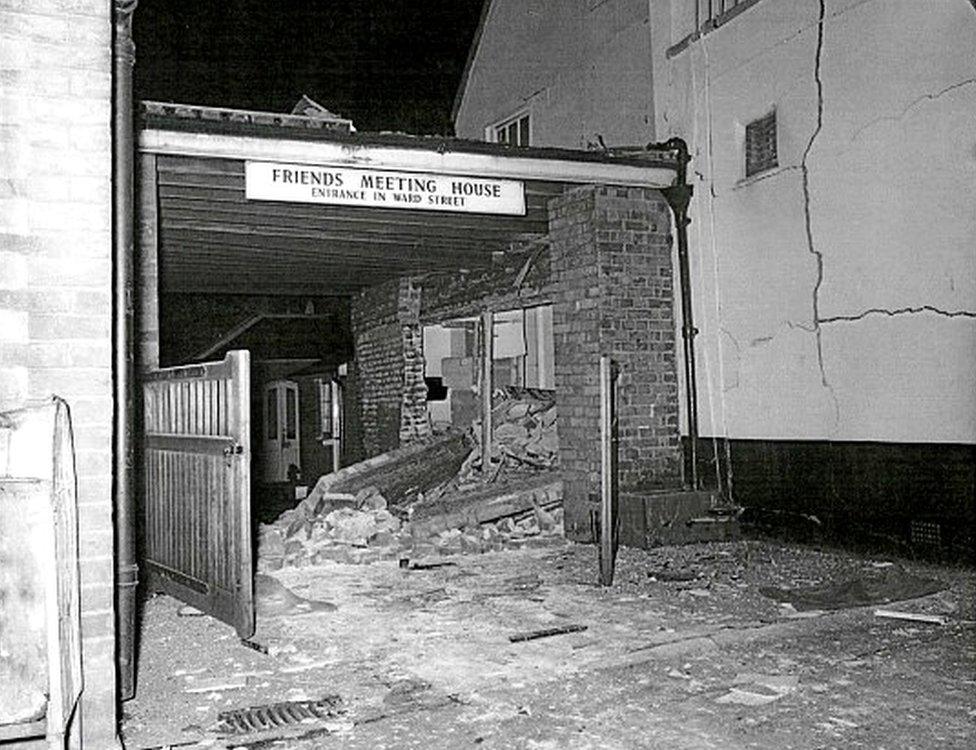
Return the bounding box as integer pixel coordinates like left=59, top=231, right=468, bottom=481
left=549, top=186, right=682, bottom=541
left=351, top=186, right=681, bottom=543
left=350, top=278, right=430, bottom=458
left=0, top=2, right=118, bottom=745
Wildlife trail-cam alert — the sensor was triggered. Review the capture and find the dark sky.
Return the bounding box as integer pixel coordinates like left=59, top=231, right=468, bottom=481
left=133, top=0, right=484, bottom=135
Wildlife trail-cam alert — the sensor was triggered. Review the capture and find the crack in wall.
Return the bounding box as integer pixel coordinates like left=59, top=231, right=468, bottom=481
left=800, top=0, right=840, bottom=429
left=851, top=77, right=976, bottom=142
left=800, top=0, right=829, bottom=385
left=820, top=305, right=976, bottom=324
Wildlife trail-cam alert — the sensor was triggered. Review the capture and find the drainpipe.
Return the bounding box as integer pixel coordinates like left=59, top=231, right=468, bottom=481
left=114, top=0, right=139, bottom=701
left=659, top=138, right=700, bottom=490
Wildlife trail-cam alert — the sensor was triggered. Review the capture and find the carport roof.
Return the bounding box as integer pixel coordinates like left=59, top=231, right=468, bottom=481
left=139, top=101, right=682, bottom=297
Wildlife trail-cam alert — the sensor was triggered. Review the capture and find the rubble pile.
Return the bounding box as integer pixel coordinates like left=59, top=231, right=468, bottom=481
left=258, top=483, right=566, bottom=572
left=258, top=387, right=565, bottom=571
left=427, top=387, right=558, bottom=499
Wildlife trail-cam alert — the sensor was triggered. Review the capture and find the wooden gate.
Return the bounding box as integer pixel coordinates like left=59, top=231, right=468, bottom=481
left=142, top=351, right=253, bottom=638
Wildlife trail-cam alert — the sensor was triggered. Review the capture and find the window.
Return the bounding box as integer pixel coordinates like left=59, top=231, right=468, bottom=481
left=489, top=112, right=530, bottom=146
left=745, top=111, right=777, bottom=178
left=316, top=378, right=342, bottom=441
left=668, top=0, right=764, bottom=57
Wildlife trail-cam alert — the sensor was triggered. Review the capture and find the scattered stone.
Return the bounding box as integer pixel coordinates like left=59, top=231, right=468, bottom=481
left=716, top=673, right=799, bottom=705
left=369, top=530, right=396, bottom=548
left=325, top=508, right=379, bottom=545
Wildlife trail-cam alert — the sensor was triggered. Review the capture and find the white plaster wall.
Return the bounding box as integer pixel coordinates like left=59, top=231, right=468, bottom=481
left=651, top=0, right=976, bottom=444
left=455, top=0, right=655, bottom=148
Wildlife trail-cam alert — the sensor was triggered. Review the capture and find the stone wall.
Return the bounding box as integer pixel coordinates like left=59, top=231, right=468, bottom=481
left=0, top=1, right=118, bottom=746
left=549, top=185, right=682, bottom=541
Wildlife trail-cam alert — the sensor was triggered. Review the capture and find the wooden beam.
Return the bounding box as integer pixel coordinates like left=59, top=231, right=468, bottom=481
left=158, top=234, right=502, bottom=267
left=140, top=129, right=678, bottom=188
left=157, top=197, right=552, bottom=237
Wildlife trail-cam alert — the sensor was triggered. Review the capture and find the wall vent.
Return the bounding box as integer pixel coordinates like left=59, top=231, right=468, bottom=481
left=745, top=111, right=778, bottom=177
left=910, top=519, right=942, bottom=548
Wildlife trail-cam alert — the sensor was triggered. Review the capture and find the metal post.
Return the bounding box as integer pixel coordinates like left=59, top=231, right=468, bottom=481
left=661, top=138, right=700, bottom=491
left=480, top=310, right=494, bottom=478
left=598, top=355, right=618, bottom=586
left=114, top=0, right=139, bottom=702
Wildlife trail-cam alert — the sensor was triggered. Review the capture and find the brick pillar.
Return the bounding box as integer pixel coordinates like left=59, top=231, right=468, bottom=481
left=549, top=185, right=681, bottom=541
left=350, top=277, right=429, bottom=458
left=398, top=278, right=430, bottom=445
left=0, top=1, right=119, bottom=746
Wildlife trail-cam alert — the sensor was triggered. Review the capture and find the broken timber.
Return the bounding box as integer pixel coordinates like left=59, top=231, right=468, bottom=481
left=508, top=624, right=588, bottom=643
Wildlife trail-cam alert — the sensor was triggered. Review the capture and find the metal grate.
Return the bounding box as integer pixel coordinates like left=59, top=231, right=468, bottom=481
left=910, top=519, right=942, bottom=548
left=214, top=696, right=344, bottom=735
left=745, top=111, right=778, bottom=177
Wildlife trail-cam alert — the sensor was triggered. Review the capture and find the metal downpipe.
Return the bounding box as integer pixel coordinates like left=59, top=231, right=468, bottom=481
left=659, top=138, right=700, bottom=490
left=113, top=0, right=139, bottom=702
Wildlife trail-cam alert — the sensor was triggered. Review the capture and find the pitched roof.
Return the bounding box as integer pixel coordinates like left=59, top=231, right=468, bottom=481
left=451, top=0, right=494, bottom=126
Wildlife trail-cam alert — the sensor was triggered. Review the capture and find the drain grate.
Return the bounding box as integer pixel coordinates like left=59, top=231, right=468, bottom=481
left=214, top=696, right=344, bottom=735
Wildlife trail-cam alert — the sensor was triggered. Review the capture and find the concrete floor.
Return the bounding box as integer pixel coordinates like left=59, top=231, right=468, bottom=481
left=122, top=541, right=976, bottom=749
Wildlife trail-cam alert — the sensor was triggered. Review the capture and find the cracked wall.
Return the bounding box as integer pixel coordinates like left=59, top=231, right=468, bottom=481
left=651, top=0, right=976, bottom=444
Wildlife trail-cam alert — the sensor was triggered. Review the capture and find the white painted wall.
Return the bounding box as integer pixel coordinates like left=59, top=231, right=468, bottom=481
left=650, top=0, right=976, bottom=444
left=457, top=0, right=976, bottom=445
left=455, top=0, right=655, bottom=149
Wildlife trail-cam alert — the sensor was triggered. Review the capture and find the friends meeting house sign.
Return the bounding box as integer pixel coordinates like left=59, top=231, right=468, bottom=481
left=245, top=161, right=526, bottom=216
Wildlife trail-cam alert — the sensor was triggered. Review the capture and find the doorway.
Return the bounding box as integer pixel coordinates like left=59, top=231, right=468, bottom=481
left=261, top=380, right=300, bottom=484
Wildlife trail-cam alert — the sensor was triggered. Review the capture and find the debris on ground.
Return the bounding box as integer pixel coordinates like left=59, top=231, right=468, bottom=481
left=758, top=563, right=945, bottom=611
left=508, top=624, right=588, bottom=643
left=435, top=387, right=558, bottom=495
left=254, top=573, right=337, bottom=616
left=123, top=541, right=976, bottom=749
left=184, top=675, right=248, bottom=694
left=873, top=609, right=948, bottom=625
left=256, top=388, right=569, bottom=572
left=715, top=673, right=799, bottom=706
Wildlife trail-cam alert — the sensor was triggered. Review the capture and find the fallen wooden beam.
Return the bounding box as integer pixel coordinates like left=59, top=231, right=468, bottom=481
left=509, top=624, right=587, bottom=643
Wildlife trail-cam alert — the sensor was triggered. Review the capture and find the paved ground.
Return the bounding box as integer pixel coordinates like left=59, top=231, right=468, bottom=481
left=122, top=540, right=976, bottom=749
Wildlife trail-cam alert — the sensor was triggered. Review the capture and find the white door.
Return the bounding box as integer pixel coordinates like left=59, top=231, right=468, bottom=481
left=316, top=377, right=343, bottom=474
left=262, top=380, right=300, bottom=482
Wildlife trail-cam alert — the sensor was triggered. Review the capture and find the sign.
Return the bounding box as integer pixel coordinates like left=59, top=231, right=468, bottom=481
left=245, top=161, right=526, bottom=216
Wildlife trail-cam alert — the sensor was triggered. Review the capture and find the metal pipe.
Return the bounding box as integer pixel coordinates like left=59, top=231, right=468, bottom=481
left=113, top=0, right=139, bottom=702
left=598, top=356, right=617, bottom=586
left=660, top=138, right=700, bottom=490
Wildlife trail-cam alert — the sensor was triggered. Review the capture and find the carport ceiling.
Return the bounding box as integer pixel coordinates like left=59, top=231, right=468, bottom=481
left=154, top=155, right=564, bottom=296
left=141, top=103, right=681, bottom=297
